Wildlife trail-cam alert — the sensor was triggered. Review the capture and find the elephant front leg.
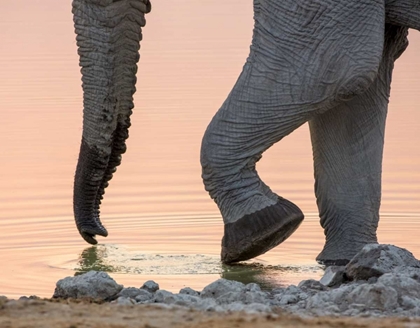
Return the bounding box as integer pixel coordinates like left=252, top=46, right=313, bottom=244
left=310, top=25, right=409, bottom=266
left=201, top=69, right=306, bottom=264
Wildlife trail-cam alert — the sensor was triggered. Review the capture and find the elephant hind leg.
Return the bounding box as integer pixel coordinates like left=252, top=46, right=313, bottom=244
left=201, top=49, right=322, bottom=263
left=201, top=59, right=310, bottom=263
left=311, top=25, right=409, bottom=265
left=310, top=98, right=385, bottom=265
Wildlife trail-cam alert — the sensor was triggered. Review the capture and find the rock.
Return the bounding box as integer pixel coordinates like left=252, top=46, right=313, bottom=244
left=224, top=301, right=247, bottom=312
left=377, top=273, right=420, bottom=305
left=114, top=296, right=136, bottom=305
left=367, top=277, right=378, bottom=284
left=283, top=285, right=301, bottom=295
left=298, top=279, right=327, bottom=292
left=277, top=294, right=299, bottom=305
left=271, top=288, right=286, bottom=295
left=53, top=271, right=123, bottom=300
left=320, top=266, right=346, bottom=287
left=272, top=284, right=310, bottom=306
left=173, top=294, right=201, bottom=307
left=153, top=290, right=175, bottom=303
left=214, top=290, right=267, bottom=305
left=216, top=291, right=242, bottom=305
left=245, top=283, right=261, bottom=292
left=225, top=302, right=272, bottom=314
left=346, top=244, right=420, bottom=281
left=152, top=290, right=201, bottom=307
left=18, top=295, right=41, bottom=301
left=117, top=287, right=143, bottom=299
left=201, top=279, right=245, bottom=299
left=179, top=287, right=199, bottom=296
left=243, top=291, right=269, bottom=304
left=345, top=283, right=398, bottom=311
left=141, top=280, right=159, bottom=293
left=134, top=290, right=153, bottom=303
left=145, top=303, right=177, bottom=310
left=401, top=295, right=419, bottom=310
left=304, top=272, right=420, bottom=316
left=325, top=304, right=340, bottom=313
left=397, top=266, right=420, bottom=281
left=305, top=283, right=358, bottom=313
left=194, top=298, right=221, bottom=312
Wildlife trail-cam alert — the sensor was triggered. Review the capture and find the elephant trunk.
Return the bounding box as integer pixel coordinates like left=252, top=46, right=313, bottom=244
left=72, top=0, right=151, bottom=244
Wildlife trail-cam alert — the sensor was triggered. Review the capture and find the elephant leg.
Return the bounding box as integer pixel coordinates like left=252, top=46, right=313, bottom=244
left=201, top=0, right=386, bottom=264
left=201, top=68, right=307, bottom=264
left=310, top=25, right=409, bottom=266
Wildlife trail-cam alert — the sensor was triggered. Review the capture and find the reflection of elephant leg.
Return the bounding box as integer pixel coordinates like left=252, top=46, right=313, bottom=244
left=310, top=25, right=409, bottom=265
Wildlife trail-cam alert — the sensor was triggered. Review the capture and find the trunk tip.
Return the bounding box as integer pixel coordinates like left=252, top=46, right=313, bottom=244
left=79, top=224, right=109, bottom=245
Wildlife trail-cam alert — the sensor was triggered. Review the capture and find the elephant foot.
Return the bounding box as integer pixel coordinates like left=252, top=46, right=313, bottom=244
left=221, top=198, right=304, bottom=264
left=316, top=239, right=378, bottom=266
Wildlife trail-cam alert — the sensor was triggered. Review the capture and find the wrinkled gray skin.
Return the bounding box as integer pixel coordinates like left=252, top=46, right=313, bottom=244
left=72, top=0, right=151, bottom=244
left=72, top=0, right=419, bottom=264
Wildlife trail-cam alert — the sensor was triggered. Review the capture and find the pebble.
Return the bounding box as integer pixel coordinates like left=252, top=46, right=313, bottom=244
left=319, top=266, right=346, bottom=287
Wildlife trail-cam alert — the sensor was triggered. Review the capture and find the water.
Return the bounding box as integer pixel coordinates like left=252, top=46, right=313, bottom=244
left=0, top=1, right=419, bottom=298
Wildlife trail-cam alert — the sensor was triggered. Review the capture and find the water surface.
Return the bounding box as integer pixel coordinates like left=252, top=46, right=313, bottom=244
left=0, top=1, right=419, bottom=298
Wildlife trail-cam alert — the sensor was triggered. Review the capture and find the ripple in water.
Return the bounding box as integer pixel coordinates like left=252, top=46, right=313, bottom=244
left=75, top=245, right=222, bottom=275
left=73, top=245, right=324, bottom=290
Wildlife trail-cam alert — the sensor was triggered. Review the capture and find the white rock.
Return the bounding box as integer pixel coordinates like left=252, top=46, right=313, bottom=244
left=320, top=266, right=346, bottom=287
left=201, top=279, right=245, bottom=299
left=53, top=271, right=123, bottom=300
left=345, top=283, right=398, bottom=311
left=346, top=244, right=420, bottom=281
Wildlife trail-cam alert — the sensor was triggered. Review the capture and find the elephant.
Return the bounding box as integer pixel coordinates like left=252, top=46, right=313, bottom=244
left=71, top=0, right=420, bottom=266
